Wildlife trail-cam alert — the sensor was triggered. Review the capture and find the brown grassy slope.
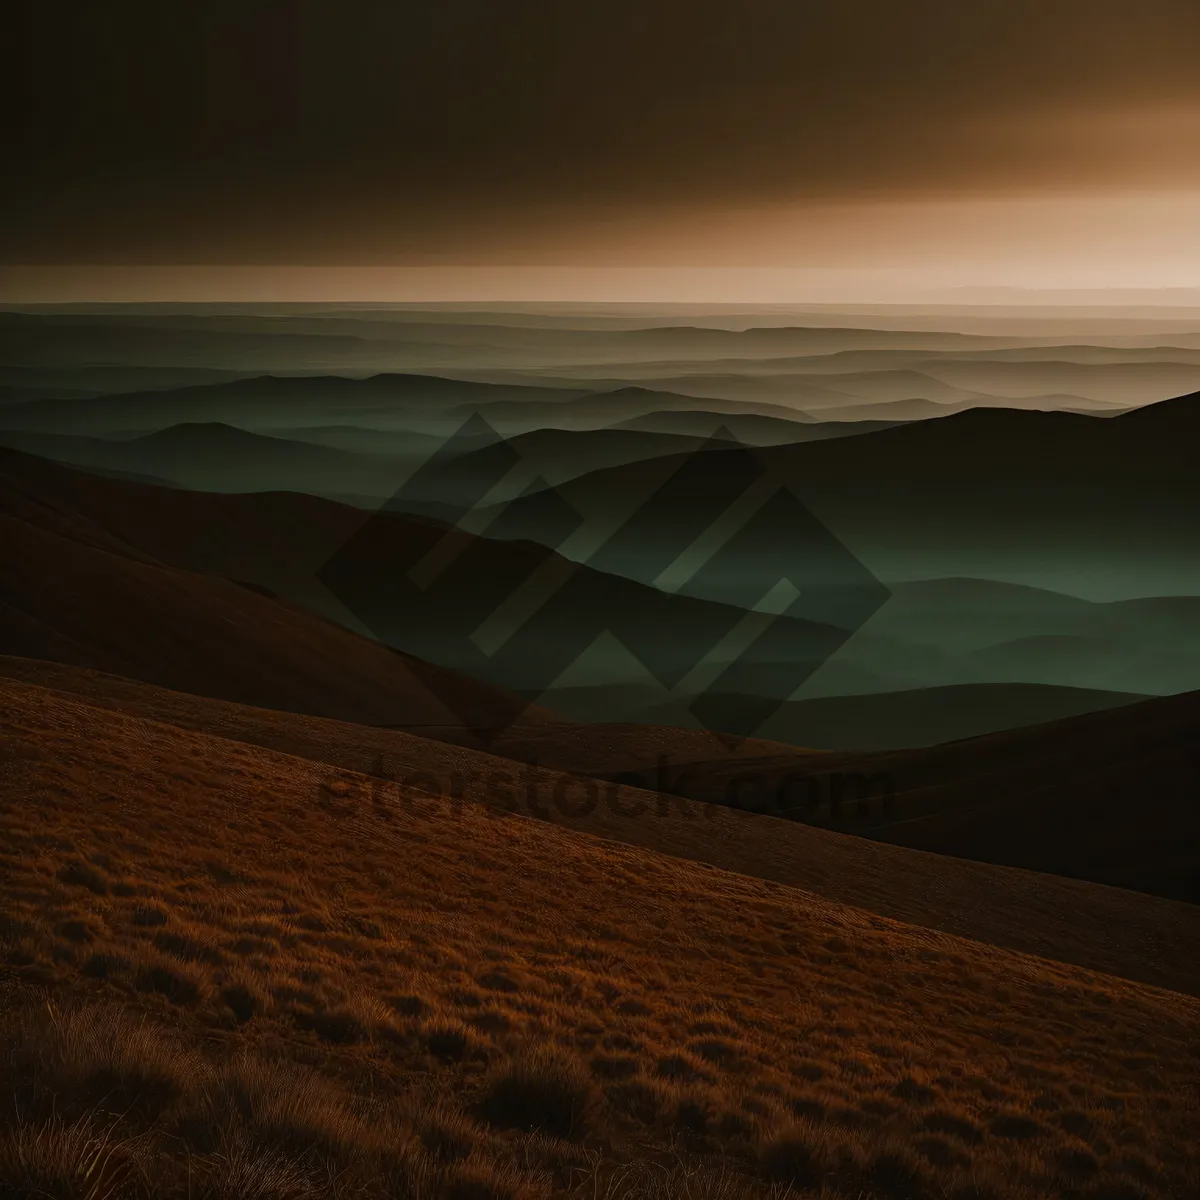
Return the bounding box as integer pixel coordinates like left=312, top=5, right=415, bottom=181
left=592, top=693, right=1200, bottom=904
left=0, top=456, right=557, bottom=733
left=2, top=664, right=1199, bottom=1003
left=2, top=679, right=1199, bottom=1199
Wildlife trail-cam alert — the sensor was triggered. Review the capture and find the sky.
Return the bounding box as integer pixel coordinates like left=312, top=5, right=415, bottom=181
left=5, top=1, right=1200, bottom=299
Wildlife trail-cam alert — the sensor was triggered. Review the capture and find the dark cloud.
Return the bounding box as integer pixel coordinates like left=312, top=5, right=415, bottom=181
left=5, top=0, right=1200, bottom=261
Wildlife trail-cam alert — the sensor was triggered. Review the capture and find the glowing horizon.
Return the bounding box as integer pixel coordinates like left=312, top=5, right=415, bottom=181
left=2, top=188, right=1197, bottom=305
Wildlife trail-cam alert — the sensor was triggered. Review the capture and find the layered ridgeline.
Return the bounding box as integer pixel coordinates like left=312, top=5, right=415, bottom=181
left=4, top=305, right=1200, bottom=743
left=6, top=377, right=1199, bottom=597
left=457, top=391, right=1200, bottom=595
left=4, top=306, right=1200, bottom=412
left=2, top=446, right=1177, bottom=747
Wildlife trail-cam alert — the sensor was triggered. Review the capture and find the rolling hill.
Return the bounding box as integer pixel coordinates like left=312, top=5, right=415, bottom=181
left=665, top=682, right=1150, bottom=751
left=799, top=577, right=1200, bottom=698
left=0, top=372, right=590, bottom=436
left=608, top=409, right=896, bottom=443
left=445, top=384, right=818, bottom=429
left=608, top=359, right=1200, bottom=410
left=0, top=449, right=554, bottom=733
left=0, top=422, right=420, bottom=499
left=411, top=424, right=737, bottom=489
left=601, top=686, right=1200, bottom=903
left=463, top=390, right=1200, bottom=598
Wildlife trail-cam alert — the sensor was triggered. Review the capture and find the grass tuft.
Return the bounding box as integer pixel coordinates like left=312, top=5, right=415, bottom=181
left=0, top=1117, right=140, bottom=1200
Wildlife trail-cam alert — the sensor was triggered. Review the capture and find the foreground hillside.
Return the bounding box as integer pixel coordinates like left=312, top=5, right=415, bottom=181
left=4, top=659, right=1199, bottom=1002
left=3, top=681, right=1199, bottom=1199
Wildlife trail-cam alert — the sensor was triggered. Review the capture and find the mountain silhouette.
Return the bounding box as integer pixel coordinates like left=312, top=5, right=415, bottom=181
left=463, top=390, right=1200, bottom=598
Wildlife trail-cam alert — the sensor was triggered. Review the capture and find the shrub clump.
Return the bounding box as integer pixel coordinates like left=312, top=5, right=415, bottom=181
left=758, top=1123, right=832, bottom=1189
left=477, top=1048, right=596, bottom=1140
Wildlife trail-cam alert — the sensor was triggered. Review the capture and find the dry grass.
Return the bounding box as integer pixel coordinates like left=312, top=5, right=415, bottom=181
left=2, top=681, right=1199, bottom=1198
left=4, top=657, right=1199, bottom=1001
left=0, top=1114, right=142, bottom=1200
